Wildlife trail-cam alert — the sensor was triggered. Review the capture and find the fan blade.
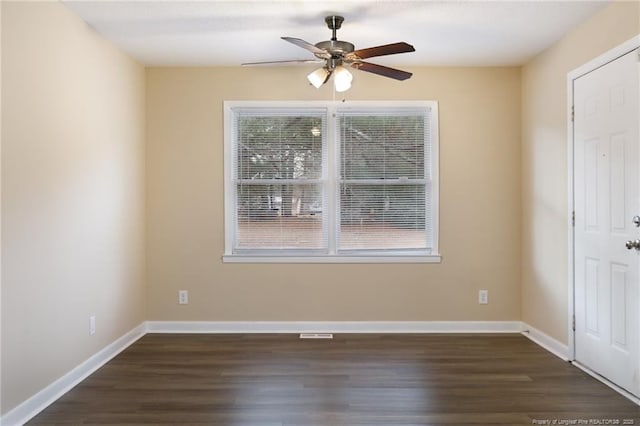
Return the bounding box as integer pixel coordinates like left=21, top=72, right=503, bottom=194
left=242, top=59, right=323, bottom=66
left=351, top=61, right=412, bottom=81
left=347, top=42, right=415, bottom=60
left=281, top=37, right=330, bottom=57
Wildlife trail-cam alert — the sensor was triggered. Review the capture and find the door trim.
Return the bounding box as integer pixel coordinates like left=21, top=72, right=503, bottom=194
left=567, top=34, right=640, bottom=362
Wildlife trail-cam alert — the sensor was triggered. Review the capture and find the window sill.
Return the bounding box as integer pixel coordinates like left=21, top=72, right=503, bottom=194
left=222, top=254, right=442, bottom=264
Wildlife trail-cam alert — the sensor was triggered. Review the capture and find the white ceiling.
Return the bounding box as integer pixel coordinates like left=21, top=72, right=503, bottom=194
left=63, top=0, right=609, bottom=67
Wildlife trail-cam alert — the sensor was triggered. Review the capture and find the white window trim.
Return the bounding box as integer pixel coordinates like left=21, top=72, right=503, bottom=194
left=223, top=100, right=440, bottom=264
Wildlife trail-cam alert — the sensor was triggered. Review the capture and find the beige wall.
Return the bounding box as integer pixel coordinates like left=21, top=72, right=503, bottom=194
left=1, top=2, right=146, bottom=414
left=521, top=1, right=640, bottom=343
left=146, top=66, right=522, bottom=322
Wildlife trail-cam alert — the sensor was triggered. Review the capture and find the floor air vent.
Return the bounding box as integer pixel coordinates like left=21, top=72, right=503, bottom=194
left=299, top=333, right=333, bottom=339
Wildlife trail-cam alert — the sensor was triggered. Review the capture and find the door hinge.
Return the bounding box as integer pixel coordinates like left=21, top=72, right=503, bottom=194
left=572, top=315, right=576, bottom=331
left=571, top=211, right=575, bottom=227
left=571, top=105, right=574, bottom=123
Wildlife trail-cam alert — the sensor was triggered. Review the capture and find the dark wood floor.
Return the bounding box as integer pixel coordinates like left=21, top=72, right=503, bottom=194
left=28, top=333, right=640, bottom=425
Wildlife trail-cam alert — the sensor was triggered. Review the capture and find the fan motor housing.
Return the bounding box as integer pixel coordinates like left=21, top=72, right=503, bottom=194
left=314, top=40, right=355, bottom=57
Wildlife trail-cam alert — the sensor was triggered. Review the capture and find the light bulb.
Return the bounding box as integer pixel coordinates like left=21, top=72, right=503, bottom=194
left=333, top=65, right=353, bottom=92
left=307, top=68, right=329, bottom=89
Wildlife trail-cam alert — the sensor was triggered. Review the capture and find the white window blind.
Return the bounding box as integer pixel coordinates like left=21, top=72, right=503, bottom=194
left=224, top=101, right=439, bottom=262
left=336, top=109, right=431, bottom=252
left=233, top=109, right=327, bottom=253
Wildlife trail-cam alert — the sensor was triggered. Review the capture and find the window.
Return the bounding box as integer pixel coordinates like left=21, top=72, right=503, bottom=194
left=224, top=101, right=439, bottom=263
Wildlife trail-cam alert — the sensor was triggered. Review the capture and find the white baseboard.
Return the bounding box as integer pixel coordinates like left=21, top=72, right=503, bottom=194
left=521, top=322, right=570, bottom=361
left=1, top=323, right=146, bottom=426
left=145, top=320, right=524, bottom=334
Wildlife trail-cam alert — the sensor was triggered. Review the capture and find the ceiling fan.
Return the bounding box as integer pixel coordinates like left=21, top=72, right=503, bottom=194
left=242, top=15, right=415, bottom=92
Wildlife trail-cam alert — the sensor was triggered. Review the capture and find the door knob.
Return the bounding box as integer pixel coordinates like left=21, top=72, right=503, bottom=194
left=625, top=239, right=640, bottom=250
left=633, top=216, right=640, bottom=227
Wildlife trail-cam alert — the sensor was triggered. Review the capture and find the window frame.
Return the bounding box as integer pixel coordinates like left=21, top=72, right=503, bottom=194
left=223, top=100, right=440, bottom=264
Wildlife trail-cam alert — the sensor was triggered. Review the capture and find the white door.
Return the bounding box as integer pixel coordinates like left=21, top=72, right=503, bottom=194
left=574, top=48, right=640, bottom=397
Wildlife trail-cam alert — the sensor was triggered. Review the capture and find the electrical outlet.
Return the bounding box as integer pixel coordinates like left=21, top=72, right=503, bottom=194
left=178, top=290, right=189, bottom=305
left=89, top=316, right=96, bottom=335
left=478, top=290, right=489, bottom=305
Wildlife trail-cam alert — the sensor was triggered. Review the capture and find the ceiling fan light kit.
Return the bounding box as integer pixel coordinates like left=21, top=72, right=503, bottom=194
left=307, top=67, right=330, bottom=89
left=243, top=15, right=415, bottom=93
left=332, top=65, right=353, bottom=92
